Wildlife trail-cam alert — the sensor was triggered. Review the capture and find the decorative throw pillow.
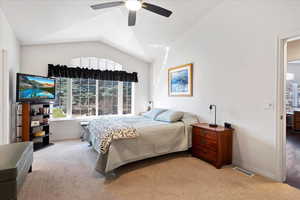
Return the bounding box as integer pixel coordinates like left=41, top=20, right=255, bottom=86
left=155, top=110, right=184, bottom=122
left=142, top=108, right=167, bottom=120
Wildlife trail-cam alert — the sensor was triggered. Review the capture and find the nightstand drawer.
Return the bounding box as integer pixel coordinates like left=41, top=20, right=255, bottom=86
left=192, top=147, right=217, bottom=162
left=192, top=136, right=217, bottom=152
left=198, top=138, right=217, bottom=152
left=193, top=128, right=217, bottom=140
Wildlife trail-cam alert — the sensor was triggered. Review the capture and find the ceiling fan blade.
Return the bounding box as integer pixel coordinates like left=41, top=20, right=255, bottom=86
left=142, top=2, right=172, bottom=17
left=128, top=11, right=136, bottom=26
left=91, top=1, right=125, bottom=10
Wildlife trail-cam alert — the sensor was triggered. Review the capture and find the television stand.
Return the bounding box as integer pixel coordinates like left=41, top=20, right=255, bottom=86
left=18, top=102, right=53, bottom=151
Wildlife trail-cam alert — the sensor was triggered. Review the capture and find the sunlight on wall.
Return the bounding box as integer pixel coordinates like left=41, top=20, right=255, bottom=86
left=149, top=44, right=170, bottom=107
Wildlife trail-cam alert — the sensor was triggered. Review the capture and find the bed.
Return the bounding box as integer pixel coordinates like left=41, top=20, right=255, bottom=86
left=87, top=112, right=199, bottom=174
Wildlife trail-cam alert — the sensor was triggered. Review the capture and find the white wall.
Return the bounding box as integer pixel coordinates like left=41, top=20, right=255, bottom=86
left=151, top=0, right=300, bottom=180
left=21, top=41, right=150, bottom=141
left=49, top=119, right=82, bottom=142
left=0, top=8, right=20, bottom=144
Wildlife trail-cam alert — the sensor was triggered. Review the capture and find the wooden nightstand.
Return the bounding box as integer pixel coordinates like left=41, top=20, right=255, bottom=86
left=192, top=123, right=234, bottom=169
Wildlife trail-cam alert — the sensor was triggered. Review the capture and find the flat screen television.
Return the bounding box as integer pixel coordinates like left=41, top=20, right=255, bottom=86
left=16, top=73, right=56, bottom=102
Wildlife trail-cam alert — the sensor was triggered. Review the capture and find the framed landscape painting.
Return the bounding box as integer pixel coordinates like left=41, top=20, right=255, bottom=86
left=168, top=63, right=193, bottom=96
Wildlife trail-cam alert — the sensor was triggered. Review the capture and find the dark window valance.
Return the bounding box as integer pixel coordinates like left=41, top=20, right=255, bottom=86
left=48, top=64, right=138, bottom=83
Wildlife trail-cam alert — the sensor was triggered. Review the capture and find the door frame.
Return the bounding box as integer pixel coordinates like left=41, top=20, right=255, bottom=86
left=0, top=50, right=3, bottom=144
left=0, top=49, right=5, bottom=144
left=0, top=49, right=9, bottom=145
left=276, top=31, right=300, bottom=182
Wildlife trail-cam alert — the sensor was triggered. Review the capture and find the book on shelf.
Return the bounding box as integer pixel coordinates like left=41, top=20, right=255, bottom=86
left=34, top=131, right=46, bottom=137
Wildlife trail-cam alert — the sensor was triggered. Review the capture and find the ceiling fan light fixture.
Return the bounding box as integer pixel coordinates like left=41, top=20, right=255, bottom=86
left=125, top=0, right=142, bottom=11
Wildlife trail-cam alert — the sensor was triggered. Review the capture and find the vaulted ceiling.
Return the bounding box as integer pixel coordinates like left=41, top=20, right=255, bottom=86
left=0, top=0, right=224, bottom=62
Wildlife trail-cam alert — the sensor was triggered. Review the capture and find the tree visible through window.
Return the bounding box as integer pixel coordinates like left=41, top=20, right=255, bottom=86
left=54, top=78, right=68, bottom=115
left=123, top=82, right=132, bottom=114
left=53, top=57, right=133, bottom=118
left=98, top=80, right=118, bottom=115
left=72, top=78, right=96, bottom=117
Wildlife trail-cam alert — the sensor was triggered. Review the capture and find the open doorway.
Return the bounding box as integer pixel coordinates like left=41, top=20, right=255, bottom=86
left=285, top=40, right=300, bottom=189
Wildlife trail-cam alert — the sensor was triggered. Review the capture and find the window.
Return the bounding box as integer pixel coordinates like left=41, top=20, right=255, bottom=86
left=123, top=82, right=133, bottom=114
left=72, top=78, right=97, bottom=117
left=53, top=57, right=133, bottom=118
left=98, top=80, right=119, bottom=115
left=54, top=77, right=69, bottom=114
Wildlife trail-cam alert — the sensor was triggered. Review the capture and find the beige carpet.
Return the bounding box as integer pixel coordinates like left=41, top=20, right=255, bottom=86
left=19, top=140, right=300, bottom=200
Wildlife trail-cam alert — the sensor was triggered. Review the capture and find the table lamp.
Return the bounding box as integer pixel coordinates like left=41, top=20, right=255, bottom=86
left=209, top=104, right=218, bottom=128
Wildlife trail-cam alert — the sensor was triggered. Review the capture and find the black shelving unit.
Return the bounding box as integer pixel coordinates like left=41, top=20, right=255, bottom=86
left=20, top=102, right=53, bottom=151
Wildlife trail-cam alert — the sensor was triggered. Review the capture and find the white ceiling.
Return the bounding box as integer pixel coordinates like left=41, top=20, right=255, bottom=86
left=0, top=0, right=224, bottom=62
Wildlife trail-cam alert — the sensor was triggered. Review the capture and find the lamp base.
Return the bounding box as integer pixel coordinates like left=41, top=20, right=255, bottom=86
left=209, top=124, right=218, bottom=128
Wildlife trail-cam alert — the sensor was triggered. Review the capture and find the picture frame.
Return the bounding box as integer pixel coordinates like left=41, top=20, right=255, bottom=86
left=168, top=63, right=193, bottom=97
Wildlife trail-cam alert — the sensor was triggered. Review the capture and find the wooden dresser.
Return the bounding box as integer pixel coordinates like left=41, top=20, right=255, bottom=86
left=191, top=123, right=234, bottom=169
left=294, top=111, right=300, bottom=131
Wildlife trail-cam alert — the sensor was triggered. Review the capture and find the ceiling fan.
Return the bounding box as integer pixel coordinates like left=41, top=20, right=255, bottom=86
left=90, top=0, right=173, bottom=26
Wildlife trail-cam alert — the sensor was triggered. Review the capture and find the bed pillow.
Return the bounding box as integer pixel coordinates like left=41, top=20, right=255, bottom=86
left=181, top=112, right=199, bottom=124
left=155, top=110, right=184, bottom=122
left=142, top=108, right=167, bottom=120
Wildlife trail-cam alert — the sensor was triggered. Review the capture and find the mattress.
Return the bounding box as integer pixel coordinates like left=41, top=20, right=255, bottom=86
left=88, top=114, right=198, bottom=174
